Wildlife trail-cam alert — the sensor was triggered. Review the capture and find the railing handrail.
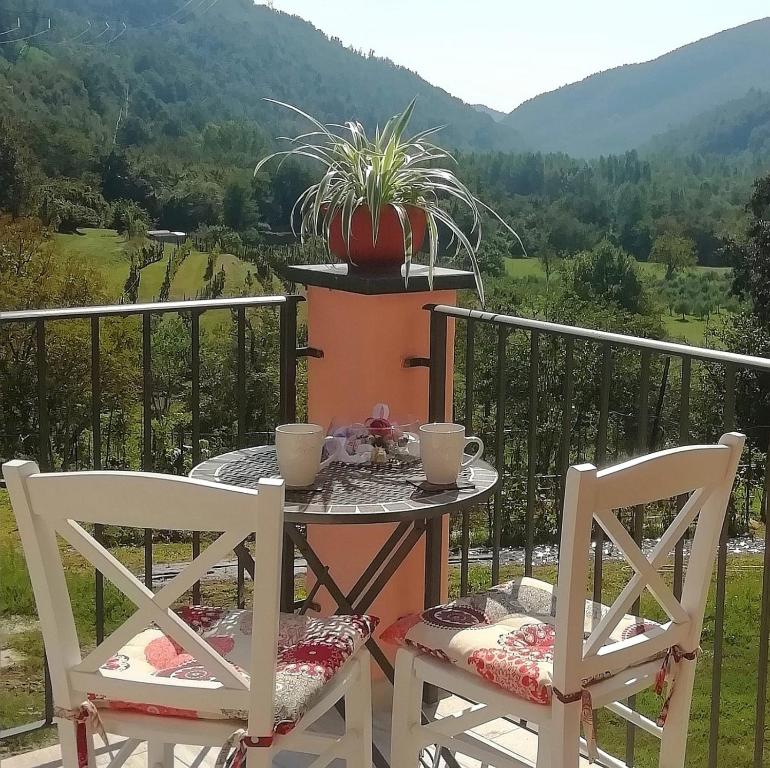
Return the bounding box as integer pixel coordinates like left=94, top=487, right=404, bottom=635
left=0, top=294, right=303, bottom=323
left=428, top=304, right=770, bottom=372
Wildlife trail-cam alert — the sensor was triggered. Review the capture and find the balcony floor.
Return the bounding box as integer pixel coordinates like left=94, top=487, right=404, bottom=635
left=3, top=691, right=591, bottom=768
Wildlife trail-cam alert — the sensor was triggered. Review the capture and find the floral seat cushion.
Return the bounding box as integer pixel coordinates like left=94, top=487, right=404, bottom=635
left=93, top=607, right=378, bottom=734
left=381, top=577, right=662, bottom=705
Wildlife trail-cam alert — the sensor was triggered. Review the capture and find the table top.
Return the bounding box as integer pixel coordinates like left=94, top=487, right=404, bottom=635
left=190, top=445, right=498, bottom=524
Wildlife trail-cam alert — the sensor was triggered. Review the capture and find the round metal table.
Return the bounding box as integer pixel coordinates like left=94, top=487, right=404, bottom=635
left=191, top=446, right=497, bottom=768
left=190, top=444, right=498, bottom=524
left=190, top=445, right=498, bottom=640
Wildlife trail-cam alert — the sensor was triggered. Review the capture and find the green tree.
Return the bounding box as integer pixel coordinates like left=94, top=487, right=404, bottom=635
left=111, top=199, right=151, bottom=238
left=474, top=231, right=510, bottom=278
left=674, top=298, right=690, bottom=320
left=732, top=175, right=770, bottom=324
left=562, top=239, right=647, bottom=313
left=223, top=178, right=259, bottom=233
left=650, top=233, right=697, bottom=279
left=0, top=123, right=30, bottom=217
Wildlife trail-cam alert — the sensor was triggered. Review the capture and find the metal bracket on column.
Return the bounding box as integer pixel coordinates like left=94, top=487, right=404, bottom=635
left=403, top=357, right=430, bottom=368
left=297, top=346, right=324, bottom=358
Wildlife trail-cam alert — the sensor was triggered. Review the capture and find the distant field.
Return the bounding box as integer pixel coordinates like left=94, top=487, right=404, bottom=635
left=504, top=257, right=732, bottom=347
left=54, top=228, right=130, bottom=297
left=55, top=229, right=256, bottom=303
left=504, top=257, right=547, bottom=279
left=662, top=314, right=709, bottom=344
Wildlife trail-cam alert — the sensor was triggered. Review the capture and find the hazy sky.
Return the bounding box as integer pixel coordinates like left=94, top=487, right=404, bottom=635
left=260, top=1, right=769, bottom=112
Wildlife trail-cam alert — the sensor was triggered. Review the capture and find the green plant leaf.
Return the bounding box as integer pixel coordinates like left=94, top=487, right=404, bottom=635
left=392, top=203, right=413, bottom=287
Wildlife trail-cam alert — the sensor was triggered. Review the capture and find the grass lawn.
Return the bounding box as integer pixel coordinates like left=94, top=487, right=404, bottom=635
left=504, top=257, right=546, bottom=279
left=54, top=228, right=132, bottom=298
left=662, top=314, right=710, bottom=345
left=2, top=486, right=768, bottom=764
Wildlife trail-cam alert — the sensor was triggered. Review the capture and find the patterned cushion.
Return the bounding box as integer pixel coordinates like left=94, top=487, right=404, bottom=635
left=381, top=577, right=662, bottom=705
left=92, top=607, right=378, bottom=734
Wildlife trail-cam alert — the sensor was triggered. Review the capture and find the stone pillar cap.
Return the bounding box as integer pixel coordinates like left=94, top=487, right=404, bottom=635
left=282, top=263, right=476, bottom=295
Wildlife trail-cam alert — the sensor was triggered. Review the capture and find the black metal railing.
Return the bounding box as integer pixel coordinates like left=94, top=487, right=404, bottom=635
left=0, top=294, right=305, bottom=741
left=427, top=304, right=770, bottom=768
left=5, top=295, right=770, bottom=765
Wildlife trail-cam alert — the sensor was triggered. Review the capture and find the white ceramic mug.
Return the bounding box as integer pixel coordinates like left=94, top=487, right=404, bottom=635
left=275, top=424, right=336, bottom=487
left=419, top=423, right=484, bottom=486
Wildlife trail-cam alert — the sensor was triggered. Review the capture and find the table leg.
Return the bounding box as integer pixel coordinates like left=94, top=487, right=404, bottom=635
left=280, top=530, right=295, bottom=612
left=423, top=516, right=443, bottom=705
left=285, top=524, right=399, bottom=680
left=424, top=516, right=443, bottom=609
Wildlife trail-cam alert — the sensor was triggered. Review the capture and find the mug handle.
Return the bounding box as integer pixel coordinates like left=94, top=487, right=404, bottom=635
left=461, top=436, right=484, bottom=468
left=319, top=435, right=339, bottom=469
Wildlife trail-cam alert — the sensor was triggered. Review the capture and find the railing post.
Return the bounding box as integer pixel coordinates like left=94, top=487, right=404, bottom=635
left=142, top=312, right=153, bottom=590
left=424, top=308, right=450, bottom=710
left=90, top=317, right=105, bottom=644
left=461, top=321, right=475, bottom=596
left=709, top=363, right=736, bottom=768
left=428, top=309, right=448, bottom=423
left=280, top=299, right=298, bottom=425
left=557, top=337, right=575, bottom=546
left=593, top=345, right=613, bottom=603
left=36, top=319, right=54, bottom=727
left=673, top=356, right=691, bottom=600
left=191, top=310, right=201, bottom=605
left=525, top=331, right=539, bottom=577
left=627, top=347, right=652, bottom=766
left=426, top=309, right=448, bottom=612
left=236, top=306, right=247, bottom=449
left=279, top=298, right=299, bottom=612
left=492, top=326, right=508, bottom=585
left=35, top=320, right=49, bottom=471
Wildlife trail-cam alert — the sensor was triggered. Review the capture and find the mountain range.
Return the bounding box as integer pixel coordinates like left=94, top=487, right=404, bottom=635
left=503, top=17, right=770, bottom=157
left=0, top=1, right=768, bottom=161
left=0, top=0, right=522, bottom=155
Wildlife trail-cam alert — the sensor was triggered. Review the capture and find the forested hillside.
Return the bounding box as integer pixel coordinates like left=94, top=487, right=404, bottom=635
left=504, top=18, right=770, bottom=157
left=0, top=0, right=520, bottom=161
left=648, top=89, right=770, bottom=157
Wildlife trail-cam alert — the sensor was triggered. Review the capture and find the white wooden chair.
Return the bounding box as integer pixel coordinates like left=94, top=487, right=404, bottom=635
left=388, top=432, right=744, bottom=768
left=3, top=461, right=374, bottom=768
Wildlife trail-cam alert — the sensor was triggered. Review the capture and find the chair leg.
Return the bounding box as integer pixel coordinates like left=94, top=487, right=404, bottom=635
left=58, top=720, right=82, bottom=768
left=549, top=699, right=581, bottom=768
left=345, top=651, right=373, bottom=767
left=391, top=649, right=425, bottom=768
left=536, top=722, right=552, bottom=768
left=245, top=747, right=273, bottom=768
left=147, top=741, right=174, bottom=768
left=659, top=660, right=697, bottom=768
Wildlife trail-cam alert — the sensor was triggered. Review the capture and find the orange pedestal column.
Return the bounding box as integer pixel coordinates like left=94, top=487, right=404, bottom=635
left=287, top=264, right=473, bottom=669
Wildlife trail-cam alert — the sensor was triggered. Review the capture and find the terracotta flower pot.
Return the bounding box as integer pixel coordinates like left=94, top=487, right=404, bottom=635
left=328, top=204, right=427, bottom=272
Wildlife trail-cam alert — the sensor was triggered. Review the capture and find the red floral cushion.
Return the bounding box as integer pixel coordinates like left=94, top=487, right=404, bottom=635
left=92, top=607, right=378, bottom=734
left=381, top=577, right=662, bottom=705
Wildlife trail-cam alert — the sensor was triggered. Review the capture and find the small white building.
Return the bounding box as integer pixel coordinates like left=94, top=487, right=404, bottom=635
left=147, top=229, right=187, bottom=246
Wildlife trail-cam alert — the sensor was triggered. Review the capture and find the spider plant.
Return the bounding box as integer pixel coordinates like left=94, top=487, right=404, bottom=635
left=254, top=98, right=523, bottom=303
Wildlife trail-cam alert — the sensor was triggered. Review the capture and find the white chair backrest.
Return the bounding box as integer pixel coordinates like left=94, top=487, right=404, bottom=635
left=2, top=461, right=285, bottom=740
left=552, top=432, right=744, bottom=696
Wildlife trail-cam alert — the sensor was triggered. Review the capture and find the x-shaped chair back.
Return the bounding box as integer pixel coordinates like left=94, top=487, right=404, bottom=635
left=3, top=461, right=285, bottom=743
left=552, top=432, right=744, bottom=696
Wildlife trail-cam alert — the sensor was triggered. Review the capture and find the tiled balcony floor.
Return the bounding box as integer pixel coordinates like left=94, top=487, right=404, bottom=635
left=4, top=690, right=591, bottom=768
